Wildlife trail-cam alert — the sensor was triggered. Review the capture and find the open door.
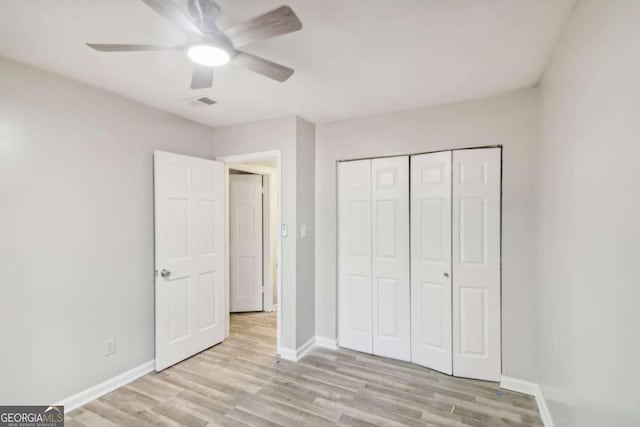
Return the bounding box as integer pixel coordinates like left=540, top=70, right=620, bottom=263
left=229, top=174, right=263, bottom=312
left=154, top=151, right=225, bottom=371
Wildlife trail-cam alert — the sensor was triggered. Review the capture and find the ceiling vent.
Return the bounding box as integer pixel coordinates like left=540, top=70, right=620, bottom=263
left=184, top=96, right=217, bottom=107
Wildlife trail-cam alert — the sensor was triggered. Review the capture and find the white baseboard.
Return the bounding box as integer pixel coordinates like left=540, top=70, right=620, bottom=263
left=500, top=376, right=554, bottom=427
left=314, top=336, right=338, bottom=350
left=277, top=346, right=297, bottom=361
left=296, top=337, right=315, bottom=360
left=500, top=376, right=539, bottom=395
left=277, top=336, right=317, bottom=362
left=263, top=303, right=277, bottom=312
left=58, top=360, right=154, bottom=413
left=279, top=336, right=339, bottom=361
left=535, top=388, right=554, bottom=427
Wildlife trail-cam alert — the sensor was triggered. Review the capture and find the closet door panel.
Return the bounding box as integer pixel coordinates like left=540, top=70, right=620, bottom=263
left=372, top=156, right=410, bottom=360
left=338, top=160, right=373, bottom=353
left=452, top=148, right=501, bottom=381
left=410, top=151, right=453, bottom=374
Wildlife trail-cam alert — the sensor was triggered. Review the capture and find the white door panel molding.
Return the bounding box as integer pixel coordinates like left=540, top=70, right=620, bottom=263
left=452, top=148, right=501, bottom=381
left=154, top=151, right=225, bottom=371
left=371, top=156, right=410, bottom=361
left=410, top=151, right=453, bottom=374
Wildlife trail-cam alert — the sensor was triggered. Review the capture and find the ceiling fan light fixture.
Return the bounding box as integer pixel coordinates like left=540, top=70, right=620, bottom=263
left=187, top=44, right=230, bottom=67
left=86, top=1, right=302, bottom=89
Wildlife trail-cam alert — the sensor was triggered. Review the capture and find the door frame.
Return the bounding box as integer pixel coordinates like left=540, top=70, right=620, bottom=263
left=335, top=145, right=503, bottom=376
left=227, top=164, right=277, bottom=313
left=217, top=150, right=283, bottom=352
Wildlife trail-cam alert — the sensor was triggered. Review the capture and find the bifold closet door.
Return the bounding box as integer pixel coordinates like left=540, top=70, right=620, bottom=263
left=338, top=160, right=373, bottom=353
left=410, top=151, right=453, bottom=374
left=371, top=156, right=410, bottom=361
left=452, top=148, right=501, bottom=381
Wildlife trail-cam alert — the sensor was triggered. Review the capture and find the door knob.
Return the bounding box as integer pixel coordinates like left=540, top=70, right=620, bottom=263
left=443, top=272, right=450, bottom=278
left=160, top=269, right=171, bottom=278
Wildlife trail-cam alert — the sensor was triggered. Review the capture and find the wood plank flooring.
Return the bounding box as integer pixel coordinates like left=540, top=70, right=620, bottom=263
left=68, top=312, right=542, bottom=426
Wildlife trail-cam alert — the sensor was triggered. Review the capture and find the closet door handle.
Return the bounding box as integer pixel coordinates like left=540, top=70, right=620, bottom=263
left=443, top=272, right=450, bottom=278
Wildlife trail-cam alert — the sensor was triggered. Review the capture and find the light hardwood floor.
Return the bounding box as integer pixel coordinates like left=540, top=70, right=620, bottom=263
left=68, top=312, right=542, bottom=426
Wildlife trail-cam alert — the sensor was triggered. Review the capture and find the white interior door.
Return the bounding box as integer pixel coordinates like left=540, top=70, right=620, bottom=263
left=230, top=174, right=263, bottom=312
left=452, top=148, right=501, bottom=381
left=338, top=160, right=373, bottom=353
left=372, top=156, right=410, bottom=361
left=154, top=151, right=225, bottom=371
left=410, top=151, right=453, bottom=374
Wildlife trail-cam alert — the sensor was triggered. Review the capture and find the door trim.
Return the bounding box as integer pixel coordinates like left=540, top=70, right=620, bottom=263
left=336, top=145, right=502, bottom=164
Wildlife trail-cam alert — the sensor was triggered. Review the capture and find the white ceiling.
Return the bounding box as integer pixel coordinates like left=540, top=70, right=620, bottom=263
left=0, top=0, right=577, bottom=127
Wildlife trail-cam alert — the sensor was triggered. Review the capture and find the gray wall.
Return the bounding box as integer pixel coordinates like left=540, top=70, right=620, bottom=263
left=536, top=1, right=640, bottom=425
left=0, top=57, right=215, bottom=404
left=211, top=117, right=298, bottom=350
left=295, top=117, right=316, bottom=345
left=315, top=89, right=539, bottom=381
left=212, top=117, right=317, bottom=350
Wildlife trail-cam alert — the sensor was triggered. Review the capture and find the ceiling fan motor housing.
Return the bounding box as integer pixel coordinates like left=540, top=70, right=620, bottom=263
left=198, top=33, right=235, bottom=58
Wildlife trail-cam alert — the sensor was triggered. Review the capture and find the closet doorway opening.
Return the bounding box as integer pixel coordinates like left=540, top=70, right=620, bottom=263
left=337, top=146, right=502, bottom=382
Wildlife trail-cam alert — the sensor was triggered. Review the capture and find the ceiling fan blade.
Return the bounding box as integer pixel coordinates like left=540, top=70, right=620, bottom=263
left=141, top=0, right=203, bottom=36
left=234, top=52, right=294, bottom=82
left=191, top=64, right=214, bottom=89
left=224, top=6, right=302, bottom=48
left=86, top=43, right=186, bottom=52
left=188, top=0, right=221, bottom=34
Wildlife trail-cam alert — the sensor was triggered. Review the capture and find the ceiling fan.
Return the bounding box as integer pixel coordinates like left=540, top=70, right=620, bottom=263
left=86, top=0, right=302, bottom=89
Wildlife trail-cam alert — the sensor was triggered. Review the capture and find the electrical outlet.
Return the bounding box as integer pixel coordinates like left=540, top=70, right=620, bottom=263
left=300, top=224, right=307, bottom=238
left=104, top=338, right=115, bottom=356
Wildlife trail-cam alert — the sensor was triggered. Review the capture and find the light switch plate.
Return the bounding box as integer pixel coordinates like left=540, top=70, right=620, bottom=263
left=281, top=223, right=288, bottom=237
left=104, top=338, right=115, bottom=356
left=300, top=224, right=307, bottom=238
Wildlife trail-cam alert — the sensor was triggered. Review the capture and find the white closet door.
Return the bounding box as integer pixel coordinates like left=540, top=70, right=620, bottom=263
left=230, top=174, right=263, bottom=312
left=452, top=148, right=501, bottom=381
left=410, top=151, right=453, bottom=374
left=338, top=160, right=372, bottom=353
left=372, top=156, right=410, bottom=361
